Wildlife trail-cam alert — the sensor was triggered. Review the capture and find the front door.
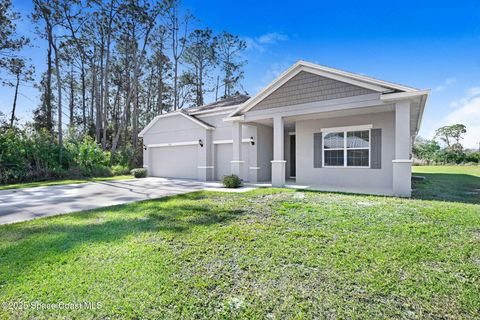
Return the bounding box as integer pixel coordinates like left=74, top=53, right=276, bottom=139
left=290, top=134, right=296, bottom=177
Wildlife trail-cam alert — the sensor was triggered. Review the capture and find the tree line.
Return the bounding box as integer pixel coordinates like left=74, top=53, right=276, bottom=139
left=414, top=124, right=480, bottom=165
left=0, top=0, right=247, bottom=168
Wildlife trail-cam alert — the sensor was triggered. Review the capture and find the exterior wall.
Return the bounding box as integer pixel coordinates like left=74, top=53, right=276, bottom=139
left=142, top=112, right=269, bottom=182
left=142, top=114, right=205, bottom=145
left=252, top=71, right=375, bottom=111
left=142, top=115, right=206, bottom=171
left=296, top=111, right=395, bottom=194
left=197, top=114, right=258, bottom=182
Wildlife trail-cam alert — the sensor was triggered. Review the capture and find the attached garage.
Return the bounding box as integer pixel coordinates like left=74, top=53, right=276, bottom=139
left=149, top=145, right=198, bottom=179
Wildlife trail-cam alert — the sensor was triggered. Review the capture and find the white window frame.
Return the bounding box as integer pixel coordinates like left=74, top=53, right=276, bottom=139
left=321, top=124, right=372, bottom=168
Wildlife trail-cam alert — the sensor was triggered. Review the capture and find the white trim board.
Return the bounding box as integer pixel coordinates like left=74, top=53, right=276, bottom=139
left=213, top=139, right=251, bottom=144
left=147, top=141, right=199, bottom=148
left=320, top=124, right=372, bottom=133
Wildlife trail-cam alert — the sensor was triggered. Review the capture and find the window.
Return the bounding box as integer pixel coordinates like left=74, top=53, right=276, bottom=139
left=322, top=127, right=370, bottom=167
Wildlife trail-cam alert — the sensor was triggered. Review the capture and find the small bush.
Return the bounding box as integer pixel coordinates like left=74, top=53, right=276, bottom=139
left=112, top=165, right=131, bottom=176
left=131, top=168, right=147, bottom=178
left=90, top=165, right=113, bottom=177
left=222, top=174, right=242, bottom=188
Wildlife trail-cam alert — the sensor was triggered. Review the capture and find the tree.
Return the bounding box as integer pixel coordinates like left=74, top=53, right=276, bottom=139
left=150, top=26, right=172, bottom=115
left=32, top=0, right=65, bottom=160
left=165, top=0, right=192, bottom=110
left=183, top=28, right=216, bottom=106
left=0, top=0, right=29, bottom=72
left=4, top=58, right=34, bottom=127
left=413, top=137, right=440, bottom=164
left=435, top=124, right=467, bottom=150
left=215, top=31, right=246, bottom=98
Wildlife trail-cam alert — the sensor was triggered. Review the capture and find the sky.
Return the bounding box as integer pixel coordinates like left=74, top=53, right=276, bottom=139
left=1, top=0, right=480, bottom=149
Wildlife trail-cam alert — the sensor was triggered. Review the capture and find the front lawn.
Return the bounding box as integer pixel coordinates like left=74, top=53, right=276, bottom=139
left=0, top=175, right=133, bottom=191
left=0, top=189, right=479, bottom=318
left=413, top=165, right=480, bottom=203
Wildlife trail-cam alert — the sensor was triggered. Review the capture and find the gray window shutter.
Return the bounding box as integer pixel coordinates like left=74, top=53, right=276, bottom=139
left=371, top=128, right=382, bottom=169
left=313, top=132, right=322, bottom=168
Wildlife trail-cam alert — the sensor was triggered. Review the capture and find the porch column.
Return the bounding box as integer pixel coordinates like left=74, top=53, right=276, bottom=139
left=231, top=121, right=244, bottom=179
left=392, top=100, right=413, bottom=197
left=271, top=116, right=286, bottom=187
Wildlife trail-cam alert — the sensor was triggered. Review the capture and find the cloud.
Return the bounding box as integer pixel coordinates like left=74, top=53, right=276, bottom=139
left=245, top=32, right=288, bottom=52
left=435, top=77, right=456, bottom=92
left=449, top=86, right=480, bottom=108
left=438, top=88, right=480, bottom=149
left=257, top=32, right=288, bottom=45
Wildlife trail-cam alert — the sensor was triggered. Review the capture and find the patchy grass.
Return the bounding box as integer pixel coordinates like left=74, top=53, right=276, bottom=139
left=0, top=189, right=479, bottom=319
left=413, top=165, right=480, bottom=204
left=0, top=175, right=133, bottom=191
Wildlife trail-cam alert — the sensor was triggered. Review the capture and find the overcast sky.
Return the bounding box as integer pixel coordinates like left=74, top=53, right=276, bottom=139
left=1, top=0, right=479, bottom=149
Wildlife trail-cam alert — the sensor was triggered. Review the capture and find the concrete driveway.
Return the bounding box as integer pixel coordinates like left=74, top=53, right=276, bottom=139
left=0, top=178, right=214, bottom=225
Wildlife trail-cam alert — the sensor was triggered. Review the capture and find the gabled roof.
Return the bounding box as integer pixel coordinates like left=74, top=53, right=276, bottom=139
left=228, top=60, right=421, bottom=117
left=138, top=110, right=214, bottom=138
left=186, top=94, right=250, bottom=114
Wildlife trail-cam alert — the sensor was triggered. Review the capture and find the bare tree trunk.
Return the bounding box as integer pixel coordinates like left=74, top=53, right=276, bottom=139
left=46, top=32, right=53, bottom=134
left=81, top=60, right=86, bottom=132
left=52, top=38, right=63, bottom=162
left=10, top=73, right=20, bottom=128
left=198, top=64, right=204, bottom=106
left=98, top=35, right=105, bottom=145
left=69, top=66, right=74, bottom=126
left=90, top=56, right=96, bottom=128
left=155, top=60, right=164, bottom=115
left=102, top=1, right=115, bottom=149
left=132, top=81, right=139, bottom=160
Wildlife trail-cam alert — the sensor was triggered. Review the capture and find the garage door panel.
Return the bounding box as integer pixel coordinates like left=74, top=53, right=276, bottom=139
left=150, top=145, right=197, bottom=179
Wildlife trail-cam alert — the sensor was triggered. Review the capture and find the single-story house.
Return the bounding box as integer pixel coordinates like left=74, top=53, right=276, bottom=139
left=139, top=61, right=429, bottom=196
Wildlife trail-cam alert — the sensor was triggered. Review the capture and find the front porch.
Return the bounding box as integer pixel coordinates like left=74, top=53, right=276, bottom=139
left=229, top=99, right=416, bottom=197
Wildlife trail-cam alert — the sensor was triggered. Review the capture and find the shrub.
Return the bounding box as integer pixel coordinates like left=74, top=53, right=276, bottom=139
left=72, top=136, right=111, bottom=176
left=131, top=168, right=147, bottom=178
left=90, top=165, right=113, bottom=177
left=112, top=165, right=131, bottom=176
left=222, top=174, right=242, bottom=188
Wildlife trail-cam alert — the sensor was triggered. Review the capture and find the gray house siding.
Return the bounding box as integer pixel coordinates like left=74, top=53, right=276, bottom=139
left=252, top=71, right=375, bottom=111
left=295, top=111, right=395, bottom=193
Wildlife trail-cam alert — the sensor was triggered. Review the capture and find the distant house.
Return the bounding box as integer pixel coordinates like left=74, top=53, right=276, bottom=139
left=139, top=61, right=429, bottom=196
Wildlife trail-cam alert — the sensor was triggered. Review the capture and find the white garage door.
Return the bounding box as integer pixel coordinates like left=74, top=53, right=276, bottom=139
left=150, top=145, right=197, bottom=179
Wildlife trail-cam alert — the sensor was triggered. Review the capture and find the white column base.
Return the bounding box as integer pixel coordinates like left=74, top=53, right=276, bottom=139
left=197, top=166, right=214, bottom=181
left=392, top=160, right=412, bottom=197
left=230, top=161, right=245, bottom=179
left=271, top=160, right=286, bottom=187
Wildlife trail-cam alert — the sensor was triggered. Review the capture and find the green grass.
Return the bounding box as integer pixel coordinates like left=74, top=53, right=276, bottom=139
left=0, top=188, right=479, bottom=319
left=412, top=165, right=480, bottom=203
left=0, top=175, right=133, bottom=191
